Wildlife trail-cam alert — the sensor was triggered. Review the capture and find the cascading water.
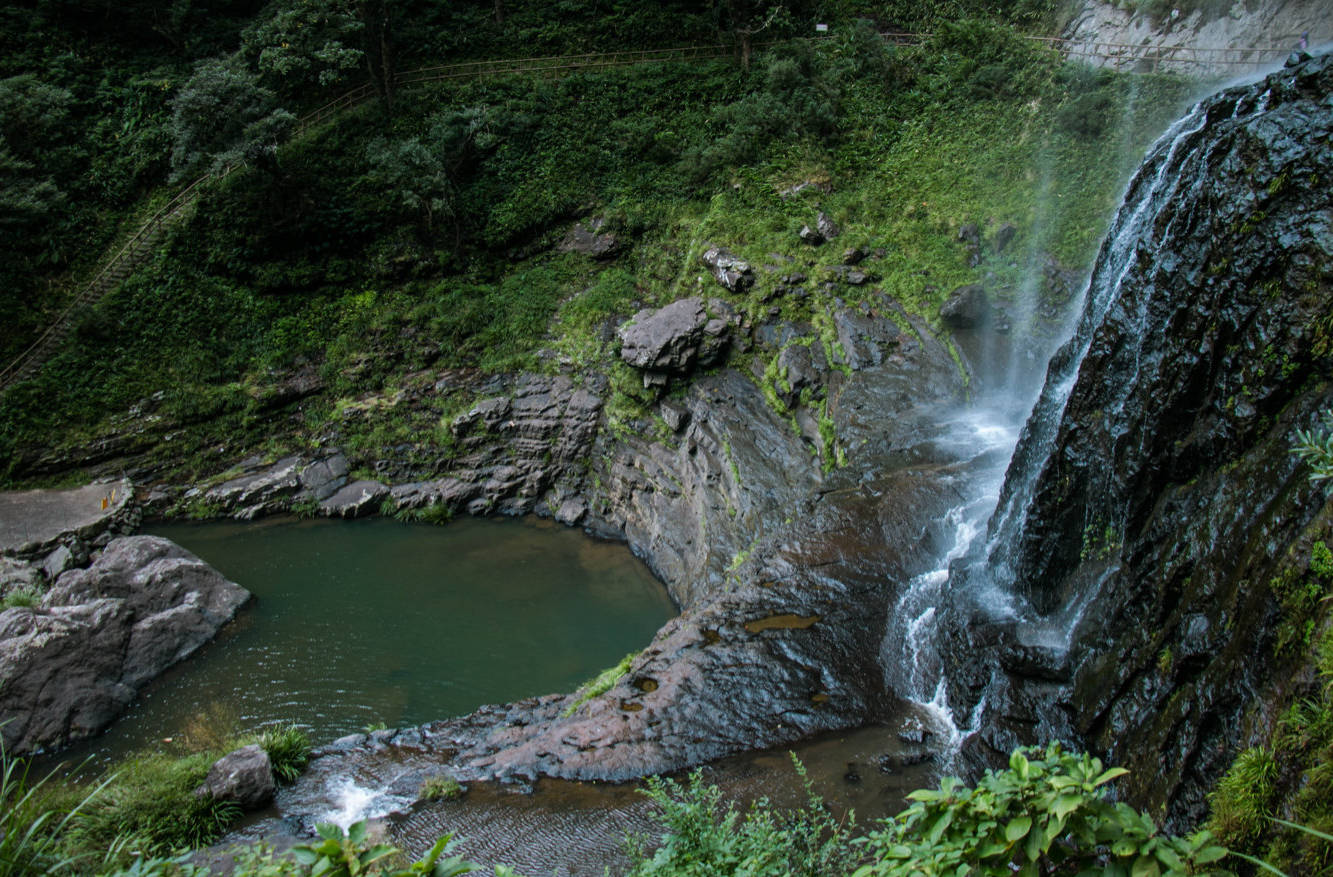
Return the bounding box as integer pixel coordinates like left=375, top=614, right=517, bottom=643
left=984, top=100, right=1210, bottom=591
left=879, top=406, right=1020, bottom=745
left=880, top=77, right=1262, bottom=743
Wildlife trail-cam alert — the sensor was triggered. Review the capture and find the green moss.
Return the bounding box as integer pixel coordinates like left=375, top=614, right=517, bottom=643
left=563, top=651, right=638, bottom=717
left=1272, top=540, right=1333, bottom=657
left=418, top=775, right=465, bottom=802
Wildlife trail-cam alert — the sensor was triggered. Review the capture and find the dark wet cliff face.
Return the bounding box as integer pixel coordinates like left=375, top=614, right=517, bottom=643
left=945, top=54, right=1333, bottom=825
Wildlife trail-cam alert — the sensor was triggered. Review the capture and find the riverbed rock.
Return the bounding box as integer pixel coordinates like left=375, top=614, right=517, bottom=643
left=41, top=545, right=75, bottom=581
left=699, top=247, right=754, bottom=293
left=0, top=556, right=41, bottom=596
left=993, top=222, right=1017, bottom=254
left=559, top=218, right=621, bottom=259
left=319, top=480, right=389, bottom=518
left=0, top=535, right=250, bottom=755
left=196, top=744, right=275, bottom=810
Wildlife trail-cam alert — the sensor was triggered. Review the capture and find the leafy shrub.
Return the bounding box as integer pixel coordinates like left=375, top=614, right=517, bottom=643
left=418, top=775, right=465, bottom=802
left=254, top=725, right=311, bottom=783
left=1207, top=746, right=1279, bottom=847
left=854, top=743, right=1228, bottom=876
left=626, top=756, right=856, bottom=877
left=1057, top=90, right=1116, bottom=141
left=681, top=41, right=836, bottom=181
left=1293, top=410, right=1333, bottom=483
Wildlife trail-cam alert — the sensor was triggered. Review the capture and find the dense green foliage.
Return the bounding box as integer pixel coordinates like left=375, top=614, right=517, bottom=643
left=8, top=734, right=1245, bottom=877
left=1208, top=618, right=1333, bottom=874
left=0, top=9, right=1194, bottom=488
left=855, top=744, right=1228, bottom=876
left=0, top=724, right=312, bottom=872
left=626, top=756, right=857, bottom=876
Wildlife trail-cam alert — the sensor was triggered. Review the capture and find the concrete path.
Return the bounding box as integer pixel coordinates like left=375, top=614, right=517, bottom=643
left=0, top=479, right=132, bottom=554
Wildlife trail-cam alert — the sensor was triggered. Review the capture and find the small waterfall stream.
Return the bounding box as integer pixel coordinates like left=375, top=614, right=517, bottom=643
left=879, top=406, right=1020, bottom=745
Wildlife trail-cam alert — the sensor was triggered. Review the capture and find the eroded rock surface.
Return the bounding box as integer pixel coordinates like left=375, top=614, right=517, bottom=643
left=251, top=292, right=974, bottom=829
left=0, top=535, right=250, bottom=754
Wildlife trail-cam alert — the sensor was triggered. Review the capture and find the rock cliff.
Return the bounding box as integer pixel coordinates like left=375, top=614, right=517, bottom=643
left=942, top=53, right=1333, bottom=825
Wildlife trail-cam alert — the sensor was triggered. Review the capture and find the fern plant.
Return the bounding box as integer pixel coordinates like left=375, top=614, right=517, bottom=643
left=1292, top=411, right=1333, bottom=482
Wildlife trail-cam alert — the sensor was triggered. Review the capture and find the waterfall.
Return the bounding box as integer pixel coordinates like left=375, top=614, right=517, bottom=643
left=880, top=75, right=1269, bottom=741
left=984, top=100, right=1210, bottom=592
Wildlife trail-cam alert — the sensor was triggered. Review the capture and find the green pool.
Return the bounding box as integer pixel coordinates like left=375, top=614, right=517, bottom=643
left=81, top=515, right=673, bottom=757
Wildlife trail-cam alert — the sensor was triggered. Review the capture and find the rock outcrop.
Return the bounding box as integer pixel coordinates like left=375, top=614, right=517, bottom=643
left=0, top=536, right=250, bottom=754
left=617, top=297, right=739, bottom=389
left=246, top=290, right=971, bottom=828
left=1060, top=0, right=1324, bottom=76
left=941, top=54, right=1333, bottom=826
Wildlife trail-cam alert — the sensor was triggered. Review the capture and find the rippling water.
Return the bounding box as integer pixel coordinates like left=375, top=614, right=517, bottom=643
left=60, top=515, right=674, bottom=765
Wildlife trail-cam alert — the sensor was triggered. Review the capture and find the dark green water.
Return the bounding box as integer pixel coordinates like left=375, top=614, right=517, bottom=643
left=85, top=515, right=673, bottom=758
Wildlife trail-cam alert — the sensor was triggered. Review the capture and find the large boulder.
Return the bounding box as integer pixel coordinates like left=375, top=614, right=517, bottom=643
left=618, top=298, right=738, bottom=389
left=196, top=744, right=275, bottom=810
left=0, top=536, right=250, bottom=755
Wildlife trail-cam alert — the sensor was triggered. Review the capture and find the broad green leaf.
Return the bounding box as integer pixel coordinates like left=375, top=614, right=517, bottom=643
left=1025, top=825, right=1042, bottom=863
left=291, top=849, right=320, bottom=865
left=1094, top=767, right=1130, bottom=787
left=315, top=822, right=343, bottom=841
left=1112, top=839, right=1139, bottom=857
left=1052, top=793, right=1084, bottom=820
left=928, top=810, right=955, bottom=844
left=1155, top=846, right=1184, bottom=872
left=1131, top=853, right=1161, bottom=877
left=1193, top=845, right=1228, bottom=865
left=1006, top=816, right=1033, bottom=842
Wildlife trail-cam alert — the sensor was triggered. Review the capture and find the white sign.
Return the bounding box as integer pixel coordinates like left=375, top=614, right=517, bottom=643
left=815, top=23, right=828, bottom=32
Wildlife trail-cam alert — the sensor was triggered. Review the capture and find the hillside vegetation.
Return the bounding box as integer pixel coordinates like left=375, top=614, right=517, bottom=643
left=0, top=0, right=1194, bottom=487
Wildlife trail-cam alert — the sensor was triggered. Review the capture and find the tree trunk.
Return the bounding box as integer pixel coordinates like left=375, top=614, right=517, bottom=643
left=359, top=0, right=396, bottom=114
